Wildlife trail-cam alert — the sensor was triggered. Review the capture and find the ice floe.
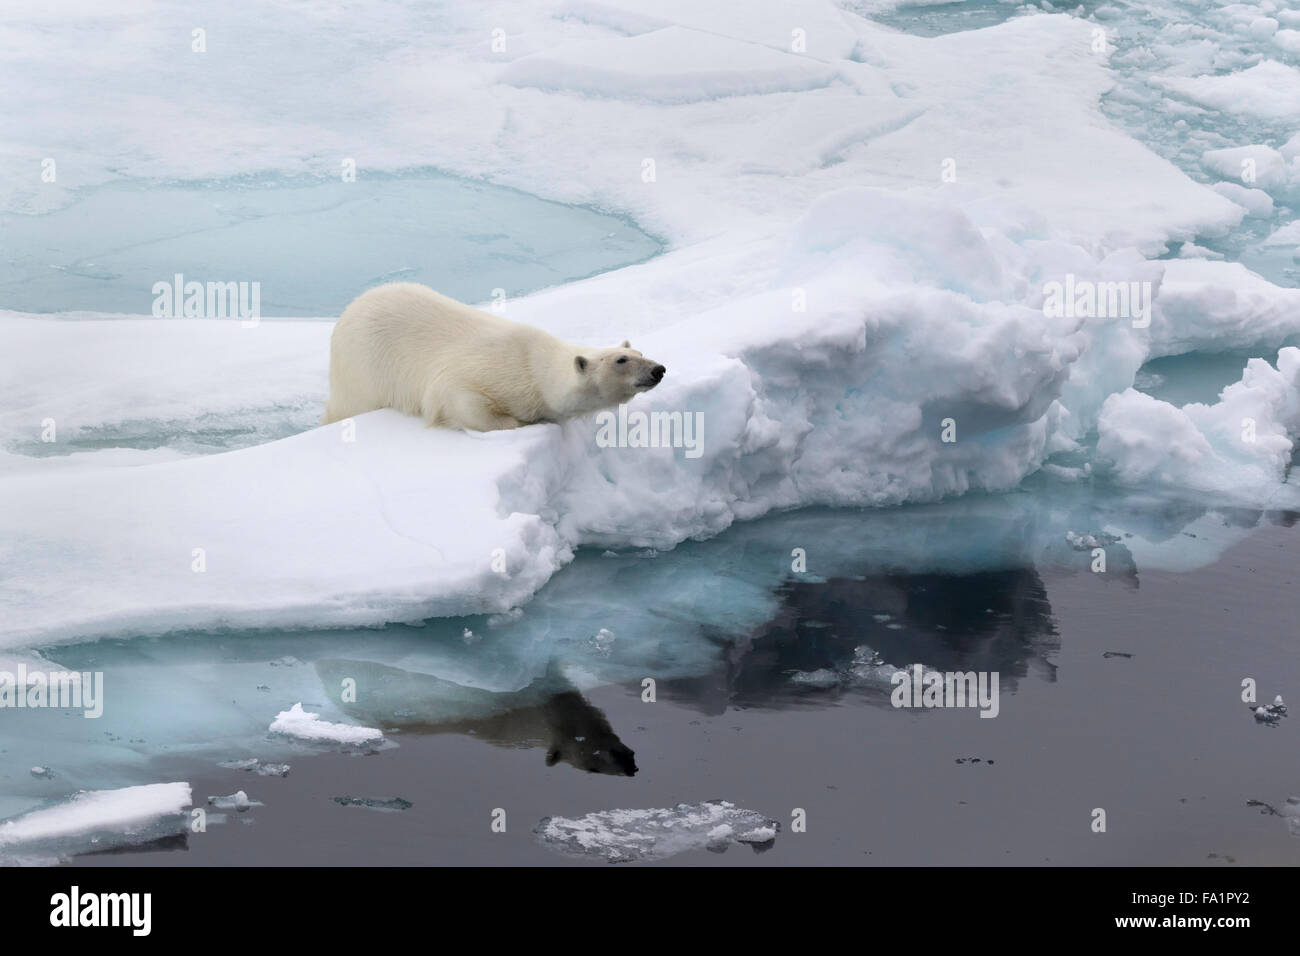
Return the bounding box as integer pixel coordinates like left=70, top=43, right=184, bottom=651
left=536, top=800, right=780, bottom=862
left=0, top=782, right=191, bottom=862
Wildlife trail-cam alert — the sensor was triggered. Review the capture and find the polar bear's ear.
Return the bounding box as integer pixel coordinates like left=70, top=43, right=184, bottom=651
left=620, top=340, right=631, bottom=348
left=574, top=355, right=589, bottom=373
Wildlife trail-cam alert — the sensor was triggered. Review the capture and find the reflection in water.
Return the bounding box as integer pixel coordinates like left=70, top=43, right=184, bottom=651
left=77, top=833, right=190, bottom=858
left=314, top=660, right=637, bottom=776
left=20, top=496, right=1291, bottom=809
left=668, top=567, right=1060, bottom=715
left=310, top=566, right=1060, bottom=768
left=5, top=496, right=1294, bottom=867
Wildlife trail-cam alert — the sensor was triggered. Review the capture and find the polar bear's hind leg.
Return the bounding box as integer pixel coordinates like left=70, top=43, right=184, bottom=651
left=431, top=388, right=524, bottom=432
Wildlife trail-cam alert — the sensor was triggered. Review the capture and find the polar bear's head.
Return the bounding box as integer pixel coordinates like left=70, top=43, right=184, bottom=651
left=573, top=340, right=666, bottom=408
left=541, top=689, right=638, bottom=776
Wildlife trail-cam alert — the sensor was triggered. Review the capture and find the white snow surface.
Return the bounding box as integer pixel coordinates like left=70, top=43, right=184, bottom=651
left=3, top=1, right=1300, bottom=646
left=1098, top=348, right=1300, bottom=499
left=268, top=703, right=384, bottom=746
left=0, top=783, right=191, bottom=849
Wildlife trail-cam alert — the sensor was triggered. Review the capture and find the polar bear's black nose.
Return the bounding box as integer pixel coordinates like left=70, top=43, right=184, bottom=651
left=651, top=365, right=666, bottom=382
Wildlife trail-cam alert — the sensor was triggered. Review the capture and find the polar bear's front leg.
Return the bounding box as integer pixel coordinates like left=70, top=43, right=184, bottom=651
left=435, top=389, right=525, bottom=432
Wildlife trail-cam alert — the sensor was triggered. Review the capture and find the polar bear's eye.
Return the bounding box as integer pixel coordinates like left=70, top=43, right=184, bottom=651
left=616, top=356, right=628, bottom=364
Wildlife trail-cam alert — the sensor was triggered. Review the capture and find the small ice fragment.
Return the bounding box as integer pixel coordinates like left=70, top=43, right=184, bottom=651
left=207, top=790, right=256, bottom=811
left=591, top=628, right=616, bottom=656
left=269, top=702, right=384, bottom=746
left=332, top=796, right=412, bottom=812
left=1065, top=531, right=1119, bottom=551
left=705, top=823, right=734, bottom=851
left=218, top=758, right=260, bottom=771
left=738, top=826, right=777, bottom=844
left=789, top=668, right=840, bottom=689
left=1254, top=706, right=1281, bottom=724
left=219, top=757, right=289, bottom=776
left=1283, top=797, right=1300, bottom=837
left=1254, top=695, right=1288, bottom=723
left=848, top=645, right=900, bottom=685
left=30, top=767, right=54, bottom=779
left=1065, top=531, right=1097, bottom=550
left=536, top=800, right=781, bottom=862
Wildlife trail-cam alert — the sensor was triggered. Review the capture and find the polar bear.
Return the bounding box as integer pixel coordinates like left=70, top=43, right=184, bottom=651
left=322, top=283, right=665, bottom=431
left=315, top=658, right=638, bottom=775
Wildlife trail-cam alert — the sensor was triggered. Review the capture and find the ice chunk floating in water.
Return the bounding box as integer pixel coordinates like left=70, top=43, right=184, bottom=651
left=332, top=796, right=414, bottom=812
left=268, top=703, right=384, bottom=748
left=536, top=801, right=780, bottom=863
left=0, top=783, right=192, bottom=863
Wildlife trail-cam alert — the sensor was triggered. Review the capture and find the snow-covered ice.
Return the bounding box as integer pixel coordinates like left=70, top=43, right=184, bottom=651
left=1157, top=61, right=1300, bottom=123
left=207, top=790, right=257, bottom=811
left=0, top=782, right=191, bottom=861
left=536, top=800, right=780, bottom=862
left=268, top=703, right=384, bottom=747
left=1098, top=348, right=1300, bottom=498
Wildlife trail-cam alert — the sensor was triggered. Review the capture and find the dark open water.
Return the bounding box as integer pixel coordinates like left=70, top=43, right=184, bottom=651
left=70, top=520, right=1300, bottom=865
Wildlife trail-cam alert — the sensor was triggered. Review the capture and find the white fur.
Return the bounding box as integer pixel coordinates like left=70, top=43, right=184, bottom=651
left=323, top=283, right=664, bottom=431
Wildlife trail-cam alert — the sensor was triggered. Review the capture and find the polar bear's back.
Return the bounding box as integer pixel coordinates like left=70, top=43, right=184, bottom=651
left=323, top=283, right=522, bottom=424
left=338, top=281, right=511, bottom=350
